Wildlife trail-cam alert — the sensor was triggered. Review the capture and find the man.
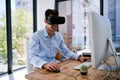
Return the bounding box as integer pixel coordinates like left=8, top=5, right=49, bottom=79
left=29, top=9, right=91, bottom=72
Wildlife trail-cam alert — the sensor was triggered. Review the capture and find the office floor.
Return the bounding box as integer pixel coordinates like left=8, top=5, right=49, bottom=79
left=0, top=68, right=27, bottom=80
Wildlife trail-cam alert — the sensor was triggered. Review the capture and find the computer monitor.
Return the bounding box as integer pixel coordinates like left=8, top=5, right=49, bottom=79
left=88, top=11, right=119, bottom=70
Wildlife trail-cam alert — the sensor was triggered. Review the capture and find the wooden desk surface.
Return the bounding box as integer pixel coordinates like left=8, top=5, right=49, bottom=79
left=25, top=59, right=120, bottom=80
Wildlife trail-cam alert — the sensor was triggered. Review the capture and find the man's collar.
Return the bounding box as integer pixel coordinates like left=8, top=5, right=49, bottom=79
left=43, top=28, right=49, bottom=37
left=43, top=27, right=57, bottom=38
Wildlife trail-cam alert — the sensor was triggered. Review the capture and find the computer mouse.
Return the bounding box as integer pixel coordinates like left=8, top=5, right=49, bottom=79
left=52, top=69, right=61, bottom=73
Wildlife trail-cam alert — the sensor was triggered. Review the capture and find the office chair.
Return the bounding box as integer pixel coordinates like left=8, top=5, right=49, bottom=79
left=26, top=37, right=33, bottom=73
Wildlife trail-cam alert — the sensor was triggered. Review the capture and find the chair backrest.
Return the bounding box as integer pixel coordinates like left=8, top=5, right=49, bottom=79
left=55, top=51, right=61, bottom=60
left=26, top=37, right=33, bottom=73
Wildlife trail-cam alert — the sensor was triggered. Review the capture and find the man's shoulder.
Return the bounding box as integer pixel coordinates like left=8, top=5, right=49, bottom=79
left=55, top=32, right=62, bottom=37
left=31, top=30, right=43, bottom=39
left=55, top=32, right=63, bottom=40
left=33, top=29, right=44, bottom=35
left=55, top=31, right=62, bottom=36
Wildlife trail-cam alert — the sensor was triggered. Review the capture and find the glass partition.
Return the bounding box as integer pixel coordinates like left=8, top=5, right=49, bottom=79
left=57, top=0, right=100, bottom=52
left=58, top=0, right=73, bottom=50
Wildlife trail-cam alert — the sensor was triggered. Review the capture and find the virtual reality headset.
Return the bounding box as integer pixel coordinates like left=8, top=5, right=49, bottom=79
left=47, top=16, right=65, bottom=25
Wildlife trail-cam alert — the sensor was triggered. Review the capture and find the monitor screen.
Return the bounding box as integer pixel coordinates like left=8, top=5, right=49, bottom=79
left=88, top=11, right=115, bottom=69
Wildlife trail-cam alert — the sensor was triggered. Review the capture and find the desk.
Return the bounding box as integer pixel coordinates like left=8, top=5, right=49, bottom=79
left=25, top=59, right=120, bottom=80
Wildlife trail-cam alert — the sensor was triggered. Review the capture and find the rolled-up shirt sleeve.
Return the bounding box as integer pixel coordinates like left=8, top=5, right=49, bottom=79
left=58, top=34, right=79, bottom=60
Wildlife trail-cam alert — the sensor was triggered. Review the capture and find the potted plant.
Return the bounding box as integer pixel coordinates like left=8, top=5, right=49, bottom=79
left=80, top=65, right=88, bottom=75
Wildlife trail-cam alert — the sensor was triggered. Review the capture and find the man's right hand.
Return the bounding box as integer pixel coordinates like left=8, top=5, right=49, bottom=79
left=42, top=62, right=60, bottom=71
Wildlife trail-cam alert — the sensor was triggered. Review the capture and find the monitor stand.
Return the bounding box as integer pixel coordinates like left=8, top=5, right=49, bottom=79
left=97, top=38, right=120, bottom=80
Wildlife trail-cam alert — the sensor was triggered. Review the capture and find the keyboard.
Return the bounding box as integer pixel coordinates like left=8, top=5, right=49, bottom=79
left=82, top=52, right=91, bottom=57
left=73, top=62, right=91, bottom=70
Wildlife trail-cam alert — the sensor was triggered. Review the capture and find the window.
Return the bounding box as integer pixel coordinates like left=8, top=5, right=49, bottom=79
left=104, top=0, right=120, bottom=52
left=0, top=0, right=34, bottom=75
left=11, top=0, right=33, bottom=70
left=0, top=0, right=7, bottom=74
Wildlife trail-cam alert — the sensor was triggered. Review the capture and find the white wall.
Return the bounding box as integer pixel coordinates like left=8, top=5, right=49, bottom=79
left=37, top=0, right=55, bottom=30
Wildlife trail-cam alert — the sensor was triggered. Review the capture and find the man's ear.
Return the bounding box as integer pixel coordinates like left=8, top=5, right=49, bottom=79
left=44, top=19, right=47, bottom=23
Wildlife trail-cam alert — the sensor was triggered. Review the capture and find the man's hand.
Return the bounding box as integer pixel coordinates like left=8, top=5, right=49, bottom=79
left=42, top=62, right=60, bottom=71
left=78, top=55, right=91, bottom=63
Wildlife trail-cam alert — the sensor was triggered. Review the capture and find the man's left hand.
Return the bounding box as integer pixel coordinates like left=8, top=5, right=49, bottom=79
left=78, top=55, right=91, bottom=63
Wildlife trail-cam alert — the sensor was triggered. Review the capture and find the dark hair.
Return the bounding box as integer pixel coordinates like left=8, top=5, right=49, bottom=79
left=45, top=9, right=59, bottom=20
